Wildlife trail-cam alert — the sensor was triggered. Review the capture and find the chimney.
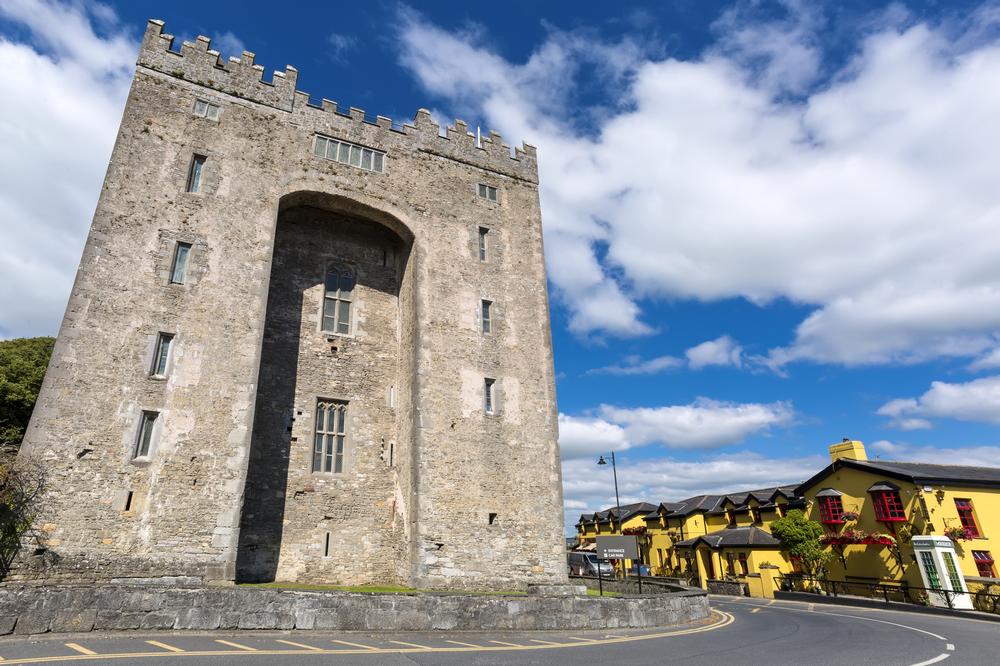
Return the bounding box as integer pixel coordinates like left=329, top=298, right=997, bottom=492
left=829, top=438, right=867, bottom=463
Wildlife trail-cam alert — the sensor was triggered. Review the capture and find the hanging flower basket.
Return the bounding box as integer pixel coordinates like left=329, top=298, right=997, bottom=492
left=841, top=511, right=859, bottom=521
left=944, top=526, right=973, bottom=541
left=623, top=526, right=646, bottom=536
left=821, top=528, right=895, bottom=547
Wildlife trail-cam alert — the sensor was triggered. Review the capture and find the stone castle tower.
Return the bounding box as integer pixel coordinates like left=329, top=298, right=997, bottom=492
left=17, top=20, right=567, bottom=589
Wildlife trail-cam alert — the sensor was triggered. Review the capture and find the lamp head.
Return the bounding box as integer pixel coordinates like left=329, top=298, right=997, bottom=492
left=597, top=456, right=607, bottom=466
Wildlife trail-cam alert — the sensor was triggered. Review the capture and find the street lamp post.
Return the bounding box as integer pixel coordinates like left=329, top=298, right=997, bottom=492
left=597, top=452, right=622, bottom=530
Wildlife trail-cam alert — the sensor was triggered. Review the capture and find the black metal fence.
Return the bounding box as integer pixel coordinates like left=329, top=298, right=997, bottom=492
left=777, top=575, right=1000, bottom=614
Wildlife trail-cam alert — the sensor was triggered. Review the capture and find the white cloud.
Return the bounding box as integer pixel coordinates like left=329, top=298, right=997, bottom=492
left=869, top=440, right=1000, bottom=467
left=586, top=354, right=683, bottom=376
left=598, top=398, right=793, bottom=449
left=212, top=31, right=246, bottom=60
left=969, top=346, right=1000, bottom=371
left=557, top=414, right=630, bottom=460
left=0, top=0, right=135, bottom=338
left=328, top=33, right=356, bottom=63
left=878, top=375, right=1000, bottom=427
left=560, top=451, right=823, bottom=533
left=397, top=5, right=1000, bottom=367
left=686, top=335, right=743, bottom=369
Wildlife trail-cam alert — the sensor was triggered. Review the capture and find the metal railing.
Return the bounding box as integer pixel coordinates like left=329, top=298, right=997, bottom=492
left=776, top=575, right=1000, bottom=614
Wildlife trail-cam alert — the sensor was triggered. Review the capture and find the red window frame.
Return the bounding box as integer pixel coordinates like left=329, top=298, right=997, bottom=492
left=818, top=496, right=845, bottom=524
left=738, top=552, right=749, bottom=575
left=973, top=551, right=996, bottom=578
left=955, top=499, right=981, bottom=538
left=871, top=490, right=907, bottom=522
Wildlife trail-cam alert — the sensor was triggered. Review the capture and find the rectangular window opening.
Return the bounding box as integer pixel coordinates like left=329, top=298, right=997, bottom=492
left=192, top=99, right=221, bottom=120
left=488, top=512, right=498, bottom=525
left=478, top=227, right=489, bottom=261
left=150, top=332, right=174, bottom=377
left=323, top=267, right=354, bottom=335
left=477, top=183, right=498, bottom=202
left=484, top=378, right=496, bottom=414
left=973, top=551, right=996, bottom=578
left=186, top=154, right=206, bottom=193
left=123, top=491, right=134, bottom=513
left=324, top=532, right=331, bottom=557
left=313, top=134, right=385, bottom=173
left=313, top=400, right=347, bottom=474
left=169, top=242, right=192, bottom=284
left=955, top=499, right=981, bottom=537
left=481, top=299, right=493, bottom=333
left=133, top=411, right=159, bottom=460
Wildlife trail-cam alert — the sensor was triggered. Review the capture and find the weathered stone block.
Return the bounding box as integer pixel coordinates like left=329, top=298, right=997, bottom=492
left=50, top=609, right=97, bottom=633
left=175, top=608, right=221, bottom=630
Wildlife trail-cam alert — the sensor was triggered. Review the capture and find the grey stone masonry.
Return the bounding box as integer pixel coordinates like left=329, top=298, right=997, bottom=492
left=0, top=585, right=711, bottom=634
left=15, top=19, right=565, bottom=590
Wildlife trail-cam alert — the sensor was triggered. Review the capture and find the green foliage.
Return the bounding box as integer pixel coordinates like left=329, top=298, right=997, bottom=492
left=770, top=509, right=831, bottom=577
left=0, top=337, right=55, bottom=449
left=0, top=455, right=45, bottom=576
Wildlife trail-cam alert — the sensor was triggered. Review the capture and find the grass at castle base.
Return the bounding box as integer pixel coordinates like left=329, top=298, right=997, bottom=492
left=239, top=582, right=619, bottom=596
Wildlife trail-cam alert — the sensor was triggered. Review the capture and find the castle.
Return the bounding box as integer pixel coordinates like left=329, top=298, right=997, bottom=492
left=16, top=19, right=567, bottom=589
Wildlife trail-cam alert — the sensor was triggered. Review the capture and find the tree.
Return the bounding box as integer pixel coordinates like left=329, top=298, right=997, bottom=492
left=0, top=337, right=55, bottom=450
left=770, top=509, right=831, bottom=577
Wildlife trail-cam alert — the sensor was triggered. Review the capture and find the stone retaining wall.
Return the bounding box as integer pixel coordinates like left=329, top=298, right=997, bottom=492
left=0, top=585, right=710, bottom=635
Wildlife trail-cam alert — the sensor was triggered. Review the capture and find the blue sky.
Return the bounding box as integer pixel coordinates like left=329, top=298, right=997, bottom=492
left=3, top=1, right=1000, bottom=534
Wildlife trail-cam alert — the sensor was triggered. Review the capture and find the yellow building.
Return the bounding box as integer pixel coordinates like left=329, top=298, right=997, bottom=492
left=797, top=440, right=1000, bottom=592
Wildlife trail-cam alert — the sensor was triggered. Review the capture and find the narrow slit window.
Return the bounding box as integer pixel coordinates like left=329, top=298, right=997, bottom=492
left=477, top=183, right=498, bottom=202
left=478, top=227, right=489, bottom=261
left=324, top=532, right=331, bottom=557
left=313, top=400, right=347, bottom=474
left=481, top=299, right=492, bottom=333
left=150, top=333, right=174, bottom=377
left=186, top=155, right=206, bottom=193
left=323, top=267, right=354, bottom=335
left=124, top=491, right=134, bottom=512
left=133, top=411, right=159, bottom=460
left=484, top=378, right=496, bottom=414
left=169, top=242, right=192, bottom=284
left=488, top=512, right=498, bottom=525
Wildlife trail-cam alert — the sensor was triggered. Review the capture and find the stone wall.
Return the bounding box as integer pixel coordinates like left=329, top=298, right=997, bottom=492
left=0, top=585, right=711, bottom=635
left=16, top=19, right=566, bottom=589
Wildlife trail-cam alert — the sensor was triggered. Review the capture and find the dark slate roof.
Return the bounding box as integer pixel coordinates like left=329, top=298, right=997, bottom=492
left=674, top=526, right=782, bottom=550
left=586, top=502, right=657, bottom=524
left=667, top=485, right=802, bottom=517
left=797, top=459, right=1000, bottom=495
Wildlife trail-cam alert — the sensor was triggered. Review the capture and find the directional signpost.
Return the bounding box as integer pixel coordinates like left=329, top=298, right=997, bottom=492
left=596, top=536, right=642, bottom=596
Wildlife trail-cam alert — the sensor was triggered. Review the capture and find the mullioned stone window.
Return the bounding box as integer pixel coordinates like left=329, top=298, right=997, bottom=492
left=313, top=400, right=347, bottom=473
left=322, top=267, right=355, bottom=334
left=313, top=135, right=385, bottom=173
left=192, top=99, right=221, bottom=120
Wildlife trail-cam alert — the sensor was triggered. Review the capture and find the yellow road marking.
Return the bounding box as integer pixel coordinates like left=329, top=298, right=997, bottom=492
left=275, top=640, right=321, bottom=651
left=446, top=640, right=483, bottom=648
left=64, top=644, right=97, bottom=656
left=144, top=641, right=184, bottom=653
left=331, top=639, right=377, bottom=650
left=388, top=640, right=431, bottom=649
left=213, top=640, right=256, bottom=651
left=530, top=639, right=562, bottom=646
left=0, top=611, right=736, bottom=664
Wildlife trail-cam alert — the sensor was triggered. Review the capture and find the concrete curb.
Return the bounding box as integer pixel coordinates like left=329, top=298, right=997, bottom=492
left=774, top=590, right=1000, bottom=622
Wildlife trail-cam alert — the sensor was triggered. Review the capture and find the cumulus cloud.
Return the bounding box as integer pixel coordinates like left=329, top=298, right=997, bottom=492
left=586, top=354, right=683, bottom=376
left=869, top=440, right=1000, bottom=466
left=0, top=0, right=134, bottom=338
left=328, top=33, right=356, bottom=63
left=561, top=451, right=823, bottom=532
left=397, top=4, right=1000, bottom=367
left=557, top=414, right=630, bottom=460
left=598, top=398, right=793, bottom=449
left=686, top=335, right=743, bottom=369
left=878, top=375, right=1000, bottom=427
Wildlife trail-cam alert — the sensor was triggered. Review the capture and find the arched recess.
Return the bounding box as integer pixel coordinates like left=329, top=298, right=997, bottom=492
left=236, top=190, right=417, bottom=584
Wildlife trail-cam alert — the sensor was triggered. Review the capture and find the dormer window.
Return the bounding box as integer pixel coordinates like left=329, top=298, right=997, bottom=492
left=869, top=483, right=907, bottom=522
left=750, top=507, right=762, bottom=525
left=817, top=490, right=845, bottom=524
left=727, top=510, right=736, bottom=527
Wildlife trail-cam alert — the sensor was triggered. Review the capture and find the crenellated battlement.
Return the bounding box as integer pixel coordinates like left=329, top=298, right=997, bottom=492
left=138, top=20, right=537, bottom=179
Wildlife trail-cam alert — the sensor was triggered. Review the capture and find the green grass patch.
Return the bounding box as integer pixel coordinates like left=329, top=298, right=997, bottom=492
left=586, top=588, right=620, bottom=597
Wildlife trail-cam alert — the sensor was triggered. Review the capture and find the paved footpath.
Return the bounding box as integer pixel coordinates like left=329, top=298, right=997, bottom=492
left=0, top=596, right=997, bottom=664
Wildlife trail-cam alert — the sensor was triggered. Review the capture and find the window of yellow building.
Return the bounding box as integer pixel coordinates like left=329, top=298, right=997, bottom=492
left=955, top=498, right=981, bottom=537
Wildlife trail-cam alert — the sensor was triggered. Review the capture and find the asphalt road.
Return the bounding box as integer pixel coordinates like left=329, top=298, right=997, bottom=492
left=0, top=597, right=997, bottom=664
